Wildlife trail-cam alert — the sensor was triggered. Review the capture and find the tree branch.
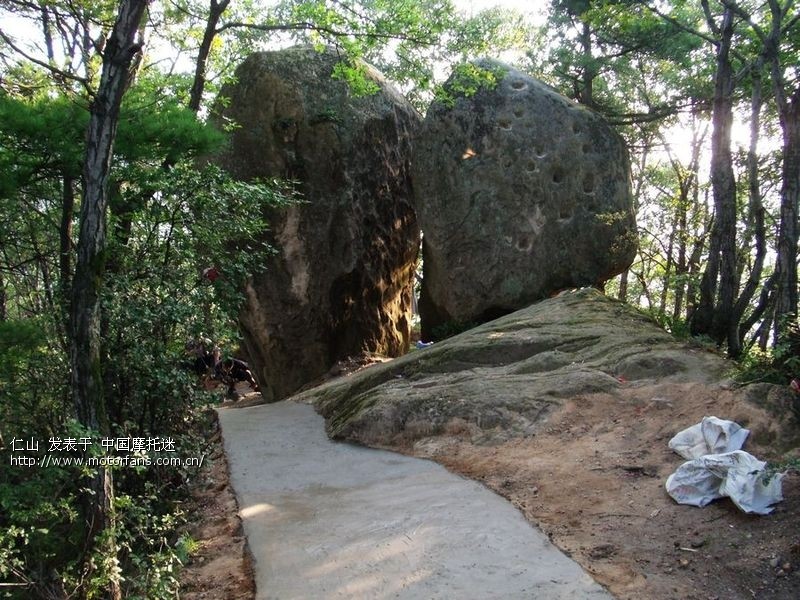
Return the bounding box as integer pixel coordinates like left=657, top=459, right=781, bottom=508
left=215, top=20, right=434, bottom=46
left=0, top=27, right=92, bottom=94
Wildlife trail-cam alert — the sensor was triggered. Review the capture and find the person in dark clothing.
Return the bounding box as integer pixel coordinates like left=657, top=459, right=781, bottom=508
left=213, top=357, right=260, bottom=398
left=185, top=337, right=219, bottom=378
left=184, top=337, right=260, bottom=399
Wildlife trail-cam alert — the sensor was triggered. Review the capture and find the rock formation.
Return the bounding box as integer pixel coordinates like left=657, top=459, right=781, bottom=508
left=211, top=47, right=421, bottom=400
left=300, top=288, right=799, bottom=451
left=413, top=60, right=637, bottom=339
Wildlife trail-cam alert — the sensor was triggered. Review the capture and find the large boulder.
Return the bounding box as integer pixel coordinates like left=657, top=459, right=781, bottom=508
left=413, top=60, right=637, bottom=339
left=301, top=288, right=799, bottom=453
left=211, top=47, right=421, bottom=401
left=300, top=289, right=730, bottom=445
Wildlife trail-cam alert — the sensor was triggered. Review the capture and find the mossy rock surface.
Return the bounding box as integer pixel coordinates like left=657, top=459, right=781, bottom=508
left=298, top=289, right=729, bottom=446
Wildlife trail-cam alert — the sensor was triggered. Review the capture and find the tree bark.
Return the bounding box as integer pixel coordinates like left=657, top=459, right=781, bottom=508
left=188, top=0, right=231, bottom=114
left=578, top=18, right=595, bottom=108
left=0, top=272, right=6, bottom=321
left=618, top=270, right=629, bottom=302
left=728, top=57, right=766, bottom=357
left=691, top=6, right=737, bottom=346
left=60, top=174, right=75, bottom=306
left=660, top=221, right=676, bottom=315
left=772, top=86, right=800, bottom=341
left=68, top=0, right=149, bottom=596
left=763, top=0, right=800, bottom=346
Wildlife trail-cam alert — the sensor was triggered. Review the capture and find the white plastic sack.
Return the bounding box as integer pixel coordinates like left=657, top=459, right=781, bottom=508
left=668, top=416, right=750, bottom=460
left=665, top=450, right=784, bottom=515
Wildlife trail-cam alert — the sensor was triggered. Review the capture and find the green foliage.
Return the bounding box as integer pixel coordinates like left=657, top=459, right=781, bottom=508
left=0, top=94, right=87, bottom=198
left=734, top=346, right=787, bottom=385
left=331, top=60, right=381, bottom=97
left=0, top=84, right=294, bottom=595
left=733, top=320, right=800, bottom=385
left=642, top=307, right=692, bottom=339
left=434, top=62, right=508, bottom=108
left=116, top=91, right=225, bottom=164
left=766, top=456, right=800, bottom=479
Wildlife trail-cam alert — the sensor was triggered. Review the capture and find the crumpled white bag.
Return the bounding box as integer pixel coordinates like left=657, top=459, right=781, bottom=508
left=668, top=416, right=750, bottom=459
left=665, top=450, right=784, bottom=515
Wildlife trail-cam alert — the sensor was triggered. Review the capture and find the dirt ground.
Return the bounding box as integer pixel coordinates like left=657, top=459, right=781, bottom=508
left=178, top=395, right=255, bottom=600
left=179, top=379, right=799, bottom=600
left=410, top=381, right=800, bottom=600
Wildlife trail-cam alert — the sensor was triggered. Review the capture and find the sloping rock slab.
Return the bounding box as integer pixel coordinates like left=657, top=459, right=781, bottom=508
left=299, top=288, right=728, bottom=446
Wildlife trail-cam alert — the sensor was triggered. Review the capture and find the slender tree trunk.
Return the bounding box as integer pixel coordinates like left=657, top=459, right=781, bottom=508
left=686, top=217, right=709, bottom=322
left=39, top=1, right=55, bottom=62
left=665, top=115, right=705, bottom=324
left=692, top=7, right=737, bottom=347
left=660, top=220, right=676, bottom=315
left=618, top=270, right=629, bottom=302
left=0, top=272, right=6, bottom=321
left=673, top=198, right=688, bottom=321
left=772, top=86, right=800, bottom=342
left=60, top=174, right=75, bottom=304
left=69, top=1, right=149, bottom=596
left=578, top=18, right=595, bottom=108
left=729, top=58, right=767, bottom=358
left=743, top=271, right=776, bottom=351
left=188, top=0, right=231, bottom=113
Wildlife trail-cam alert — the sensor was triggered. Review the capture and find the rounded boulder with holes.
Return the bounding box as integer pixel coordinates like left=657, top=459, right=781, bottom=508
left=211, top=47, right=421, bottom=401
left=413, top=60, right=637, bottom=339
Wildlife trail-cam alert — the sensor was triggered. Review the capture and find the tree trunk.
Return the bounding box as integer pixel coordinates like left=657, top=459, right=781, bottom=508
left=578, top=18, right=595, bottom=108
left=0, top=272, right=6, bottom=321
left=618, top=270, right=629, bottom=302
left=772, top=87, right=800, bottom=342
left=761, top=0, right=800, bottom=347
left=673, top=115, right=706, bottom=323
left=68, top=0, right=149, bottom=596
left=660, top=219, right=676, bottom=315
left=728, top=57, right=767, bottom=358
left=686, top=215, right=709, bottom=322
left=60, top=174, right=75, bottom=306
left=188, top=0, right=231, bottom=114
left=691, top=6, right=737, bottom=347
left=742, top=271, right=776, bottom=352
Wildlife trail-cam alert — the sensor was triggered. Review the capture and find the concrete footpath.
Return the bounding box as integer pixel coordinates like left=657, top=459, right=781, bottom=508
left=217, top=401, right=613, bottom=600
